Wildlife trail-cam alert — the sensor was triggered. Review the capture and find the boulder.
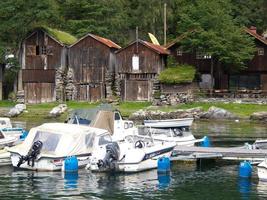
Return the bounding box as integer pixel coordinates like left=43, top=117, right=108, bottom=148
left=7, top=104, right=27, bottom=117
left=8, top=107, right=21, bottom=117
left=200, top=106, right=236, bottom=119
left=250, top=111, right=267, bottom=121
left=49, top=104, right=68, bottom=117
left=15, top=104, right=26, bottom=112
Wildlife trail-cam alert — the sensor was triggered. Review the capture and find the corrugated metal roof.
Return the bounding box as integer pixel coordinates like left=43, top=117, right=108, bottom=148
left=90, top=34, right=121, bottom=49
left=142, top=41, right=170, bottom=55
left=70, top=33, right=121, bottom=49
left=245, top=28, right=267, bottom=46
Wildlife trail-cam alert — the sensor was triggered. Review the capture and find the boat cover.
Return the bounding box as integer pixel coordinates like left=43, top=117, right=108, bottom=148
left=90, top=111, right=114, bottom=134
left=8, top=123, right=108, bottom=157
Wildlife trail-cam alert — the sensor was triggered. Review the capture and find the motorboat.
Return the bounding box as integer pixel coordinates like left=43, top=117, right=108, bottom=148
left=257, top=159, right=267, bottom=181
left=0, top=117, right=26, bottom=139
left=253, top=139, right=267, bottom=149
left=144, top=118, right=194, bottom=128
left=68, top=105, right=204, bottom=148
left=137, top=126, right=204, bottom=147
left=86, top=132, right=176, bottom=172
left=7, top=123, right=107, bottom=171
left=0, top=130, right=17, bottom=149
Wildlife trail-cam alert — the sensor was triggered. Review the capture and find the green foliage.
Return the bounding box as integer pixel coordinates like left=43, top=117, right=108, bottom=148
left=159, top=65, right=196, bottom=84
left=44, top=27, right=77, bottom=45
left=177, top=0, right=256, bottom=71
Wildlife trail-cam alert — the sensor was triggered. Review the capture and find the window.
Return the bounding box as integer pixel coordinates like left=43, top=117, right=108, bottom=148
left=98, top=134, right=112, bottom=146
left=258, top=48, right=264, bottom=56
left=114, top=112, right=121, bottom=120
left=26, top=45, right=36, bottom=56
left=176, top=48, right=183, bottom=56
left=196, top=51, right=211, bottom=59
left=33, top=131, right=62, bottom=152
left=85, top=133, right=95, bottom=148
left=229, top=75, right=260, bottom=90
left=132, top=55, right=139, bottom=71
left=41, top=46, right=47, bottom=55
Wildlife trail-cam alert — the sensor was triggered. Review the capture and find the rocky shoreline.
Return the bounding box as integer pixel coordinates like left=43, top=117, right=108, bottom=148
left=129, top=106, right=266, bottom=122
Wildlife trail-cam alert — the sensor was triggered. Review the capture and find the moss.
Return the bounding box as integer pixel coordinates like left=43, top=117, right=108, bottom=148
left=43, top=27, right=77, bottom=45
left=159, top=64, right=196, bottom=84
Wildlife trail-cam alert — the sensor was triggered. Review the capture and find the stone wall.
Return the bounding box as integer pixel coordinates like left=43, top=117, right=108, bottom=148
left=153, top=82, right=197, bottom=106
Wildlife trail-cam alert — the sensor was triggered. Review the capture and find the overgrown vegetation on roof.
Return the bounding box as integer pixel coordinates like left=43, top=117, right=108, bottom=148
left=159, top=64, right=196, bottom=84
left=43, top=27, right=77, bottom=45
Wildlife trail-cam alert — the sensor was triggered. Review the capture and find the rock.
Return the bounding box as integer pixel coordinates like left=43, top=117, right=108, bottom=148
left=15, top=104, right=26, bottom=112
left=7, top=104, right=27, bottom=117
left=49, top=104, right=68, bottom=117
left=200, top=106, right=236, bottom=119
left=8, top=107, right=21, bottom=117
left=250, top=112, right=267, bottom=121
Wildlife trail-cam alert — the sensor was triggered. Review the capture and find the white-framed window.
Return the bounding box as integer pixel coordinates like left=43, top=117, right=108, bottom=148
left=132, top=54, right=139, bottom=71
left=258, top=48, right=264, bottom=56
left=176, top=48, right=183, bottom=56
left=196, top=51, right=211, bottom=59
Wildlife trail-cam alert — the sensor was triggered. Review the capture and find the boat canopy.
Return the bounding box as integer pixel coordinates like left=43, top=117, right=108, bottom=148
left=90, top=110, right=114, bottom=134
left=9, top=123, right=109, bottom=157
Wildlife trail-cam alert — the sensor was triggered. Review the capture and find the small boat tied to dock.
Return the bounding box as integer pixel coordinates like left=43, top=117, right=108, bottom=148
left=171, top=145, right=267, bottom=163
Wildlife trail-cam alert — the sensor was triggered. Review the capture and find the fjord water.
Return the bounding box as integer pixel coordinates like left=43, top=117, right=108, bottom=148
left=2, top=120, right=267, bottom=199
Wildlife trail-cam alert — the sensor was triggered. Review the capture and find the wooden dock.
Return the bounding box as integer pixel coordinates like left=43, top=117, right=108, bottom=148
left=171, top=146, right=267, bottom=163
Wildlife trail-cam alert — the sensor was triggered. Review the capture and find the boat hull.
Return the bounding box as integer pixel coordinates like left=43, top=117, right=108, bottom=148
left=144, top=118, right=193, bottom=128
left=258, top=161, right=267, bottom=181
left=10, top=153, right=90, bottom=171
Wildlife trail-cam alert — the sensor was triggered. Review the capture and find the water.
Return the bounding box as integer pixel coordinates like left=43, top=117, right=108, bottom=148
left=4, top=120, right=267, bottom=199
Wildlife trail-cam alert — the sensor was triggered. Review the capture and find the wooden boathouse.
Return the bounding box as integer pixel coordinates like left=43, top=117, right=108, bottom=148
left=68, top=34, right=121, bottom=101
left=167, top=27, right=267, bottom=93
left=18, top=27, right=77, bottom=103
left=116, top=40, right=169, bottom=101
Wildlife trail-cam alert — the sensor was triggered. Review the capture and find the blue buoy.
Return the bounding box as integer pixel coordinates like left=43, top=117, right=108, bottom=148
left=239, top=161, right=252, bottom=178
left=64, top=156, right=78, bottom=172
left=20, top=130, right=28, bottom=141
left=201, top=136, right=211, bottom=147
left=157, top=157, right=170, bottom=173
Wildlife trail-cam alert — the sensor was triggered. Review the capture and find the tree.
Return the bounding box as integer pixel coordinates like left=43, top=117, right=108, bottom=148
left=176, top=0, right=256, bottom=88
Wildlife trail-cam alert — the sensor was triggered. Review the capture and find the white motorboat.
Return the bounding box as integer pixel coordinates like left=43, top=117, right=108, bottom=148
left=137, top=126, right=204, bottom=147
left=0, top=117, right=26, bottom=139
left=0, top=130, right=17, bottom=149
left=258, top=160, right=267, bottom=181
left=7, top=123, right=106, bottom=171
left=86, top=132, right=176, bottom=173
left=143, top=118, right=194, bottom=128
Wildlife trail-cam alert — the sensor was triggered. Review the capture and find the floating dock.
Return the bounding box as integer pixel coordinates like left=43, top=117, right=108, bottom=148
left=171, top=146, right=267, bottom=163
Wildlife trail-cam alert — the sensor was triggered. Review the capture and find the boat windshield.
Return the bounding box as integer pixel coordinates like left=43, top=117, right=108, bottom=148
left=98, top=134, right=112, bottom=146
left=33, top=131, right=62, bottom=152
left=0, top=131, right=4, bottom=139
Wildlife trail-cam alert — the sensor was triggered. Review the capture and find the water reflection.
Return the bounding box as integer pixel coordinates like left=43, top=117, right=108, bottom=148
left=238, top=177, right=251, bottom=200
left=63, top=172, right=78, bottom=189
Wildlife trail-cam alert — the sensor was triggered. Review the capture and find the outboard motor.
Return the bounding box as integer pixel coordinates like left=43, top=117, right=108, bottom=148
left=97, top=142, right=120, bottom=171
left=17, top=140, right=43, bottom=167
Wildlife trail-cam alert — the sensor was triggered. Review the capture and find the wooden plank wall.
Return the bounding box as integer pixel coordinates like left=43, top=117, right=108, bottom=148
left=116, top=42, right=163, bottom=74
left=24, top=83, right=55, bottom=103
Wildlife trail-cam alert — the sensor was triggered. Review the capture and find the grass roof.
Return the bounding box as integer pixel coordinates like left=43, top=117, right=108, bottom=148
left=159, top=64, right=196, bottom=84
left=43, top=27, right=77, bottom=45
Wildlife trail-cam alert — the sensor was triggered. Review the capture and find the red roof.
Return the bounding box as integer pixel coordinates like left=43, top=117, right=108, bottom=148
left=245, top=28, right=267, bottom=46
left=70, top=33, right=121, bottom=49
left=90, top=34, right=121, bottom=49
left=142, top=41, right=169, bottom=55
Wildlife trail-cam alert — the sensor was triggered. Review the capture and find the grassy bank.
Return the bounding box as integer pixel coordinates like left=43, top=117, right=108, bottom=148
left=0, top=101, right=267, bottom=124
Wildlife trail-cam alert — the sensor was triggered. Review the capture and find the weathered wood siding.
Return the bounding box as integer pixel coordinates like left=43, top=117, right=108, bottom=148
left=117, top=42, right=167, bottom=101
left=117, top=42, right=165, bottom=74
left=69, top=36, right=113, bottom=101
left=20, top=29, right=65, bottom=103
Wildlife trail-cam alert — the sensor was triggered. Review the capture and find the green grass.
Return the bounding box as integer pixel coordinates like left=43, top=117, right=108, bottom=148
left=158, top=64, right=196, bottom=84
left=115, top=101, right=152, bottom=117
